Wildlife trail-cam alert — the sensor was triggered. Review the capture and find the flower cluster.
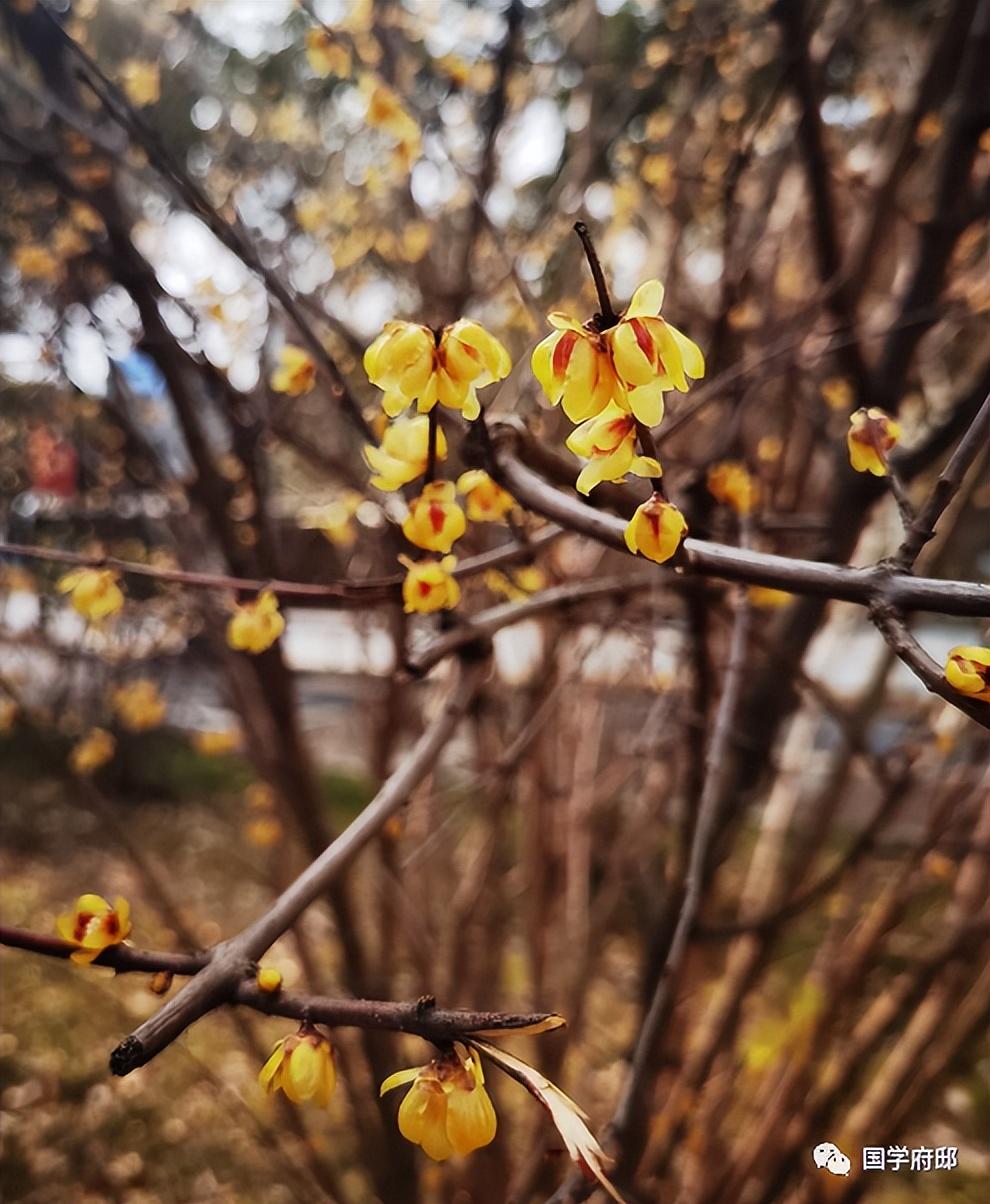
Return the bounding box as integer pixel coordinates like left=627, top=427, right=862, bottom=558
left=57, top=568, right=124, bottom=622
left=362, top=317, right=513, bottom=613
left=111, top=679, right=167, bottom=732
left=532, top=277, right=704, bottom=564
left=227, top=590, right=285, bottom=654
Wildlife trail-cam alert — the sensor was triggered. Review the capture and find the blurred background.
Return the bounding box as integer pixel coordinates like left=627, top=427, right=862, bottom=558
left=0, top=0, right=988, bottom=1202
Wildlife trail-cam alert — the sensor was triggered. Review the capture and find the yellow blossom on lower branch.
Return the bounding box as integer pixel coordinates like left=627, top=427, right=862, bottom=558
left=400, top=555, right=460, bottom=614
left=380, top=1044, right=497, bottom=1162
left=456, top=470, right=515, bottom=522
left=57, top=568, right=124, bottom=621
left=402, top=482, right=466, bottom=553
left=847, top=407, right=900, bottom=476
left=56, top=894, right=131, bottom=964
left=70, top=727, right=116, bottom=775
left=364, top=414, right=447, bottom=492
left=566, top=402, right=661, bottom=495
left=624, top=495, right=688, bottom=565
left=944, top=646, right=990, bottom=701
left=270, top=345, right=316, bottom=396
left=256, top=966, right=283, bottom=993
left=227, top=590, right=285, bottom=654
left=260, top=1025, right=336, bottom=1107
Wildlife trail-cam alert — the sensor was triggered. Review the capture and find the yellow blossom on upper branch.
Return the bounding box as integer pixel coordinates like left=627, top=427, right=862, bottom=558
left=944, top=645, right=990, bottom=701
left=380, top=1043, right=496, bottom=1162
left=57, top=568, right=124, bottom=622
left=298, top=493, right=363, bottom=547
left=305, top=27, right=351, bottom=77
left=624, top=495, right=688, bottom=565
left=227, top=590, right=285, bottom=654
left=707, top=461, right=759, bottom=515
left=112, top=679, right=166, bottom=732
left=402, top=482, right=466, bottom=553
left=271, top=345, right=317, bottom=396
left=400, top=555, right=460, bottom=614
left=847, top=407, right=901, bottom=476
left=364, top=414, right=447, bottom=491
left=532, top=278, right=704, bottom=428
left=565, top=402, right=661, bottom=495
left=456, top=470, right=515, bottom=522
left=70, top=727, right=116, bottom=775
left=260, top=1025, right=336, bottom=1107
left=56, top=894, right=131, bottom=964
left=531, top=317, right=621, bottom=423
left=364, top=319, right=511, bottom=421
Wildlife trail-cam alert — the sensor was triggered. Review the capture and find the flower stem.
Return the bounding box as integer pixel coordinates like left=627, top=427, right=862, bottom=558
left=573, top=222, right=618, bottom=327
left=635, top=419, right=667, bottom=497
left=425, top=408, right=439, bottom=485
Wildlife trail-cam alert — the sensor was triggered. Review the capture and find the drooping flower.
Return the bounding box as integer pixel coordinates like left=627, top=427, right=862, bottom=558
left=469, top=1039, right=624, bottom=1200
left=111, top=679, right=166, bottom=732
left=565, top=402, right=661, bottom=495
left=400, top=555, right=461, bottom=614
left=364, top=415, right=448, bottom=492
left=364, top=319, right=511, bottom=421
left=227, top=590, right=285, bottom=654
left=624, top=495, right=688, bottom=564
left=707, top=461, right=759, bottom=515
left=69, top=727, right=117, bottom=776
left=847, top=408, right=900, bottom=476
left=402, top=482, right=466, bottom=553
left=380, top=1043, right=497, bottom=1162
left=305, top=27, right=351, bottom=77
left=606, top=279, right=705, bottom=425
left=298, top=493, right=364, bottom=547
left=57, top=568, right=124, bottom=622
left=56, top=894, right=131, bottom=964
left=531, top=316, right=620, bottom=423
left=271, top=345, right=317, bottom=396
left=260, top=1025, right=336, bottom=1107
left=944, top=646, right=990, bottom=701
left=456, top=470, right=515, bottom=522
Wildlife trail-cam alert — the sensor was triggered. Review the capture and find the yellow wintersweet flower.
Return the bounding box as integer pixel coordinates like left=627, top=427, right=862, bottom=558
left=364, top=415, right=447, bottom=491
left=69, top=727, right=116, bottom=776
left=227, top=590, right=285, bottom=654
left=606, top=279, right=705, bottom=425
left=56, top=893, right=131, bottom=964
left=361, top=75, right=421, bottom=158
left=400, top=555, right=460, bottom=614
left=121, top=60, right=161, bottom=106
left=305, top=27, right=351, bottom=77
left=624, top=495, right=688, bottom=564
left=484, top=565, right=546, bottom=601
left=847, top=407, right=900, bottom=476
left=191, top=729, right=241, bottom=756
left=364, top=319, right=511, bottom=421
left=14, top=243, right=60, bottom=281
left=111, top=679, right=166, bottom=732
left=565, top=402, right=660, bottom=495
left=402, top=482, right=466, bottom=553
left=531, top=316, right=621, bottom=424
left=57, top=568, right=124, bottom=622
left=256, top=967, right=283, bottom=993
left=707, top=461, right=759, bottom=515
left=298, top=493, right=363, bottom=547
left=260, top=1025, right=336, bottom=1107
left=271, top=345, right=317, bottom=396
left=456, top=470, right=515, bottom=522
left=380, top=1044, right=496, bottom=1162
left=944, top=645, right=990, bottom=701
